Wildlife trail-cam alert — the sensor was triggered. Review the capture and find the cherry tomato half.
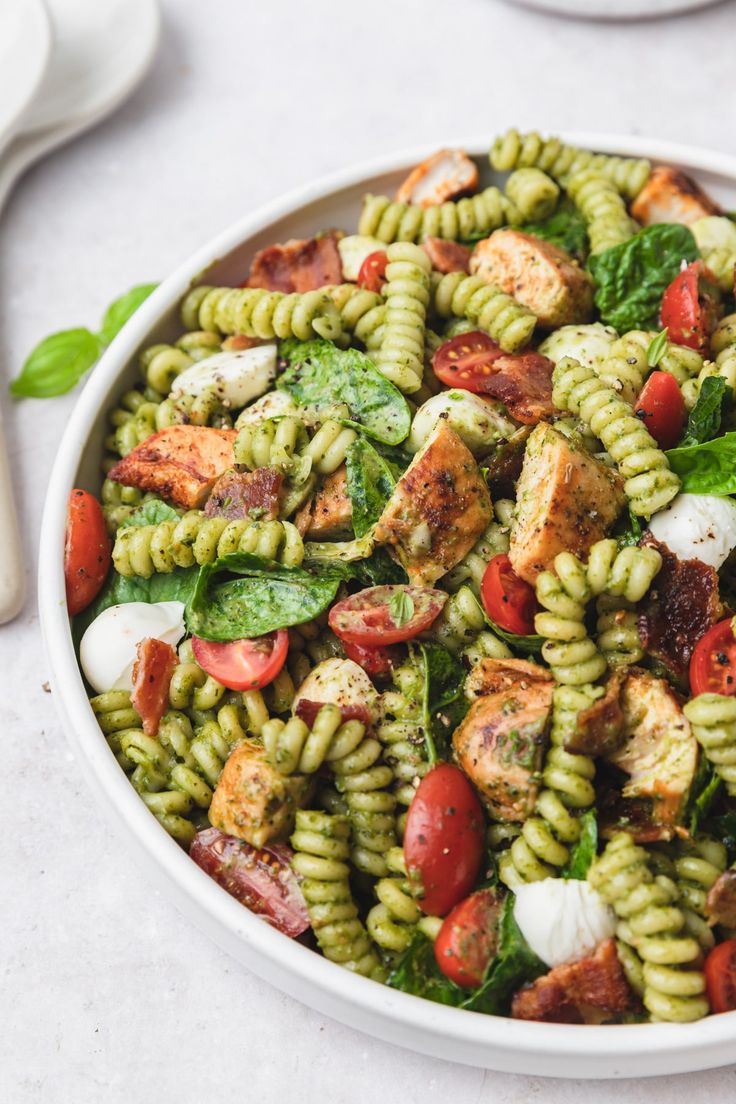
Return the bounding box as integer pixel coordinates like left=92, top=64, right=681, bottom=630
left=403, top=763, right=485, bottom=917
left=432, top=331, right=505, bottom=392
left=633, top=370, right=686, bottom=450
left=689, top=618, right=736, bottom=696
left=328, top=585, right=446, bottom=647
left=481, top=554, right=538, bottom=635
left=704, top=938, right=736, bottom=1013
left=342, top=638, right=401, bottom=679
left=64, top=489, right=111, bottom=616
left=660, top=261, right=720, bottom=353
left=434, top=888, right=504, bottom=987
left=192, top=630, right=288, bottom=691
left=357, top=250, right=388, bottom=293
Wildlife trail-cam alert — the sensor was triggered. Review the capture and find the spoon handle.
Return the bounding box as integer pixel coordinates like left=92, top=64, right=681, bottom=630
left=0, top=411, right=26, bottom=624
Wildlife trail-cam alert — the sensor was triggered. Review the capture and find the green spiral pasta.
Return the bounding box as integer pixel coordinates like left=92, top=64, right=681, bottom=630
left=426, top=586, right=511, bottom=662
left=105, top=386, right=232, bottom=459
left=181, top=285, right=345, bottom=344
left=327, top=284, right=386, bottom=348
left=139, top=330, right=221, bottom=393
left=504, top=167, right=559, bottom=222
left=290, top=810, right=385, bottom=978
left=600, top=331, right=703, bottom=405
left=674, top=836, right=728, bottom=952
left=90, top=690, right=143, bottom=770
left=596, top=595, right=644, bottom=667
left=100, top=479, right=154, bottom=534
left=682, top=315, right=736, bottom=410
left=567, top=171, right=635, bottom=255
left=234, top=415, right=357, bottom=478
left=489, top=128, right=650, bottom=201
left=377, top=661, right=429, bottom=833
left=366, top=846, right=442, bottom=954
left=443, top=500, right=514, bottom=594
left=358, top=187, right=511, bottom=244
left=552, top=357, right=680, bottom=517
left=684, top=694, right=736, bottom=796
left=431, top=271, right=537, bottom=353
left=589, top=833, right=708, bottom=1022
left=712, top=312, right=736, bottom=357
left=112, top=514, right=304, bottom=577
left=372, top=242, right=432, bottom=394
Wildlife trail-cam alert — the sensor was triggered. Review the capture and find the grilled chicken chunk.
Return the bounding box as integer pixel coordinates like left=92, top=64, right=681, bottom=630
left=294, top=466, right=353, bottom=539
left=630, top=166, right=721, bottom=227
left=108, top=425, right=237, bottom=511
left=395, top=148, right=479, bottom=207
left=209, top=740, right=313, bottom=848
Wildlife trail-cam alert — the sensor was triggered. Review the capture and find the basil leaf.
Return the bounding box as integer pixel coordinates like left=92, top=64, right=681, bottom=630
left=387, top=930, right=466, bottom=1006
left=72, top=565, right=198, bottom=650
left=418, top=642, right=468, bottom=764
left=686, top=756, right=723, bottom=837
left=665, top=432, right=736, bottom=494
left=10, top=329, right=103, bottom=398
left=389, top=590, right=414, bottom=628
left=278, top=339, right=411, bottom=445
left=461, top=895, right=546, bottom=1015
left=561, top=810, right=598, bottom=879
left=520, top=201, right=588, bottom=260
left=98, top=283, right=158, bottom=344
left=589, top=224, right=699, bottom=332
left=345, top=437, right=396, bottom=538
left=678, top=376, right=729, bottom=448
left=188, top=553, right=340, bottom=641
left=646, top=328, right=669, bottom=368
left=124, top=498, right=180, bottom=528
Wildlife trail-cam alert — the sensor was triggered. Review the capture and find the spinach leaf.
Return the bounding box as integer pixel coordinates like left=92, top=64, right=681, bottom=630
left=484, top=617, right=544, bottom=655
left=72, top=565, right=198, bottom=648
left=418, top=643, right=468, bottom=764
left=678, top=376, right=730, bottom=448
left=588, top=224, right=699, bottom=332
left=561, top=810, right=598, bottom=879
left=387, top=930, right=465, bottom=1007
left=461, top=895, right=546, bottom=1015
left=278, top=339, right=411, bottom=445
left=124, top=498, right=180, bottom=528
left=713, top=812, right=736, bottom=862
left=520, top=201, right=588, bottom=260
left=303, top=545, right=408, bottom=587
left=665, top=432, right=736, bottom=494
left=616, top=506, right=643, bottom=548
left=188, top=552, right=340, bottom=641
left=345, top=437, right=396, bottom=538
left=686, top=756, right=723, bottom=836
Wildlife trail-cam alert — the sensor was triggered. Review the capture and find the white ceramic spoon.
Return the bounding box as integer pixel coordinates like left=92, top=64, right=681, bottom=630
left=0, top=0, right=51, bottom=156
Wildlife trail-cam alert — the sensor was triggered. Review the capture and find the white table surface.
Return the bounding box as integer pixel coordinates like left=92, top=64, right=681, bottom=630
left=4, top=0, right=736, bottom=1100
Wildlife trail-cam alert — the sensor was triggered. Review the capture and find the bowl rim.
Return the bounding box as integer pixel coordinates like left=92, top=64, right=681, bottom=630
left=39, top=132, right=736, bottom=1077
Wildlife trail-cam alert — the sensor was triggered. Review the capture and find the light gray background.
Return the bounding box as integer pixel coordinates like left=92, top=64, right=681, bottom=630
left=4, top=0, right=736, bottom=1100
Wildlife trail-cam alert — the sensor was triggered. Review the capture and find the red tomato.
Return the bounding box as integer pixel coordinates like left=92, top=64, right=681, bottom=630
left=131, top=638, right=178, bottom=736
left=192, top=630, right=288, bottom=691
left=660, top=261, right=720, bottom=353
left=328, top=585, right=446, bottom=646
left=432, top=331, right=505, bottom=392
left=704, top=938, right=736, bottom=1013
left=64, top=489, right=111, bottom=616
left=357, top=250, right=388, bottom=293
left=434, top=888, right=504, bottom=987
left=689, top=618, right=736, bottom=696
left=481, top=554, right=538, bottom=635
left=633, top=370, right=686, bottom=450
left=403, top=763, right=485, bottom=917
left=342, top=638, right=401, bottom=679
left=190, top=828, right=309, bottom=937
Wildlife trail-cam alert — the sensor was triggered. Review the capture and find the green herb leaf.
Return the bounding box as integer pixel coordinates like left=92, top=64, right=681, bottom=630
left=461, top=895, right=546, bottom=1015
left=304, top=546, right=408, bottom=587
left=98, top=283, right=158, bottom=345
left=123, top=498, right=180, bottom=528
left=666, top=431, right=736, bottom=494
left=616, top=506, right=643, bottom=548
left=389, top=590, right=415, bottom=629
left=10, top=328, right=103, bottom=398
left=72, top=566, right=198, bottom=651
left=387, top=930, right=466, bottom=1006
left=418, top=642, right=468, bottom=764
left=686, top=755, right=723, bottom=837
left=589, top=224, right=699, bottom=332
left=345, top=437, right=396, bottom=538
left=278, top=339, right=411, bottom=445
left=520, top=201, right=588, bottom=260
left=561, top=810, right=598, bottom=879
left=646, top=328, right=669, bottom=368
left=678, top=376, right=730, bottom=448
left=713, top=812, right=736, bottom=862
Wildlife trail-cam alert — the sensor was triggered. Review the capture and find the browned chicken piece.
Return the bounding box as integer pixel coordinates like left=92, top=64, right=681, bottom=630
left=630, top=166, right=722, bottom=227
left=205, top=466, right=283, bottom=521
left=374, top=421, right=492, bottom=585
left=452, top=657, right=554, bottom=821
left=565, top=672, right=625, bottom=757
left=509, top=424, right=626, bottom=585
left=247, top=231, right=343, bottom=293
left=294, top=466, right=353, bottom=539
left=395, top=149, right=479, bottom=207
left=512, top=939, right=633, bottom=1023
left=208, top=740, right=314, bottom=848
left=108, top=425, right=237, bottom=511
left=470, top=229, right=594, bottom=329
left=422, top=237, right=471, bottom=273
left=605, top=669, right=698, bottom=837
left=707, top=869, right=736, bottom=928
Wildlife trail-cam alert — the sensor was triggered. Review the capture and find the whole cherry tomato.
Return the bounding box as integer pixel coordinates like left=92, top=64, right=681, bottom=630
left=633, top=370, right=686, bottom=450
left=704, top=937, right=736, bottom=1013
left=689, top=618, right=736, bottom=697
left=64, top=489, right=111, bottom=616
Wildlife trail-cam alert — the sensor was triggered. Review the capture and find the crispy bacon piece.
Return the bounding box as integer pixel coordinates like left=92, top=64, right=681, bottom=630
left=246, top=232, right=342, bottom=293
left=294, top=698, right=372, bottom=729
left=512, top=939, right=633, bottom=1023
left=395, top=149, right=478, bottom=207
left=205, top=467, right=283, bottom=521
left=638, top=535, right=722, bottom=680
left=478, top=353, right=556, bottom=425
left=423, top=237, right=471, bottom=274
left=108, top=425, right=237, bottom=511
left=131, top=638, right=178, bottom=737
left=707, top=869, right=736, bottom=928
left=565, top=672, right=625, bottom=757
left=294, top=466, right=353, bottom=539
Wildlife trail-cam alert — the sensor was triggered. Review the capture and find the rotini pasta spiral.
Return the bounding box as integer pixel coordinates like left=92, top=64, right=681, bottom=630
left=377, top=661, right=429, bottom=833
left=372, top=242, right=432, bottom=394
left=552, top=357, right=680, bottom=517
left=425, top=586, right=511, bottom=661
left=595, top=595, right=644, bottom=667
left=112, top=514, right=304, bottom=577
left=366, top=846, right=442, bottom=954
left=589, top=833, right=708, bottom=1022
left=443, top=499, right=514, bottom=594
left=234, top=415, right=357, bottom=478
left=358, top=187, right=511, bottom=244
left=504, top=167, right=559, bottom=222
left=290, top=810, right=385, bottom=978
left=684, top=694, right=736, bottom=796
left=182, top=285, right=345, bottom=344
left=327, top=284, right=385, bottom=349
left=90, top=690, right=143, bottom=769
left=566, top=171, right=635, bottom=255
left=599, top=331, right=703, bottom=405
left=139, top=330, right=221, bottom=393
left=489, top=129, right=650, bottom=201
left=105, top=387, right=232, bottom=459
left=431, top=271, right=537, bottom=353
left=674, top=836, right=728, bottom=952
left=100, top=479, right=153, bottom=534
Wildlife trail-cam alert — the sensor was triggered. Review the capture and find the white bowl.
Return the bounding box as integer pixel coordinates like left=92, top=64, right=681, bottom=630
left=40, top=133, right=736, bottom=1078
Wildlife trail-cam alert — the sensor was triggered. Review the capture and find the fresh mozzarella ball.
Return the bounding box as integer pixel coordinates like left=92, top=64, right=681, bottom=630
left=235, top=388, right=298, bottom=428
left=514, top=879, right=616, bottom=968
left=80, top=601, right=186, bottom=694
left=337, top=235, right=385, bottom=282
left=408, top=391, right=517, bottom=455
left=170, top=345, right=277, bottom=409
left=692, top=216, right=736, bottom=292
left=539, top=323, right=618, bottom=371
left=647, top=493, right=736, bottom=571
left=292, top=657, right=380, bottom=725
